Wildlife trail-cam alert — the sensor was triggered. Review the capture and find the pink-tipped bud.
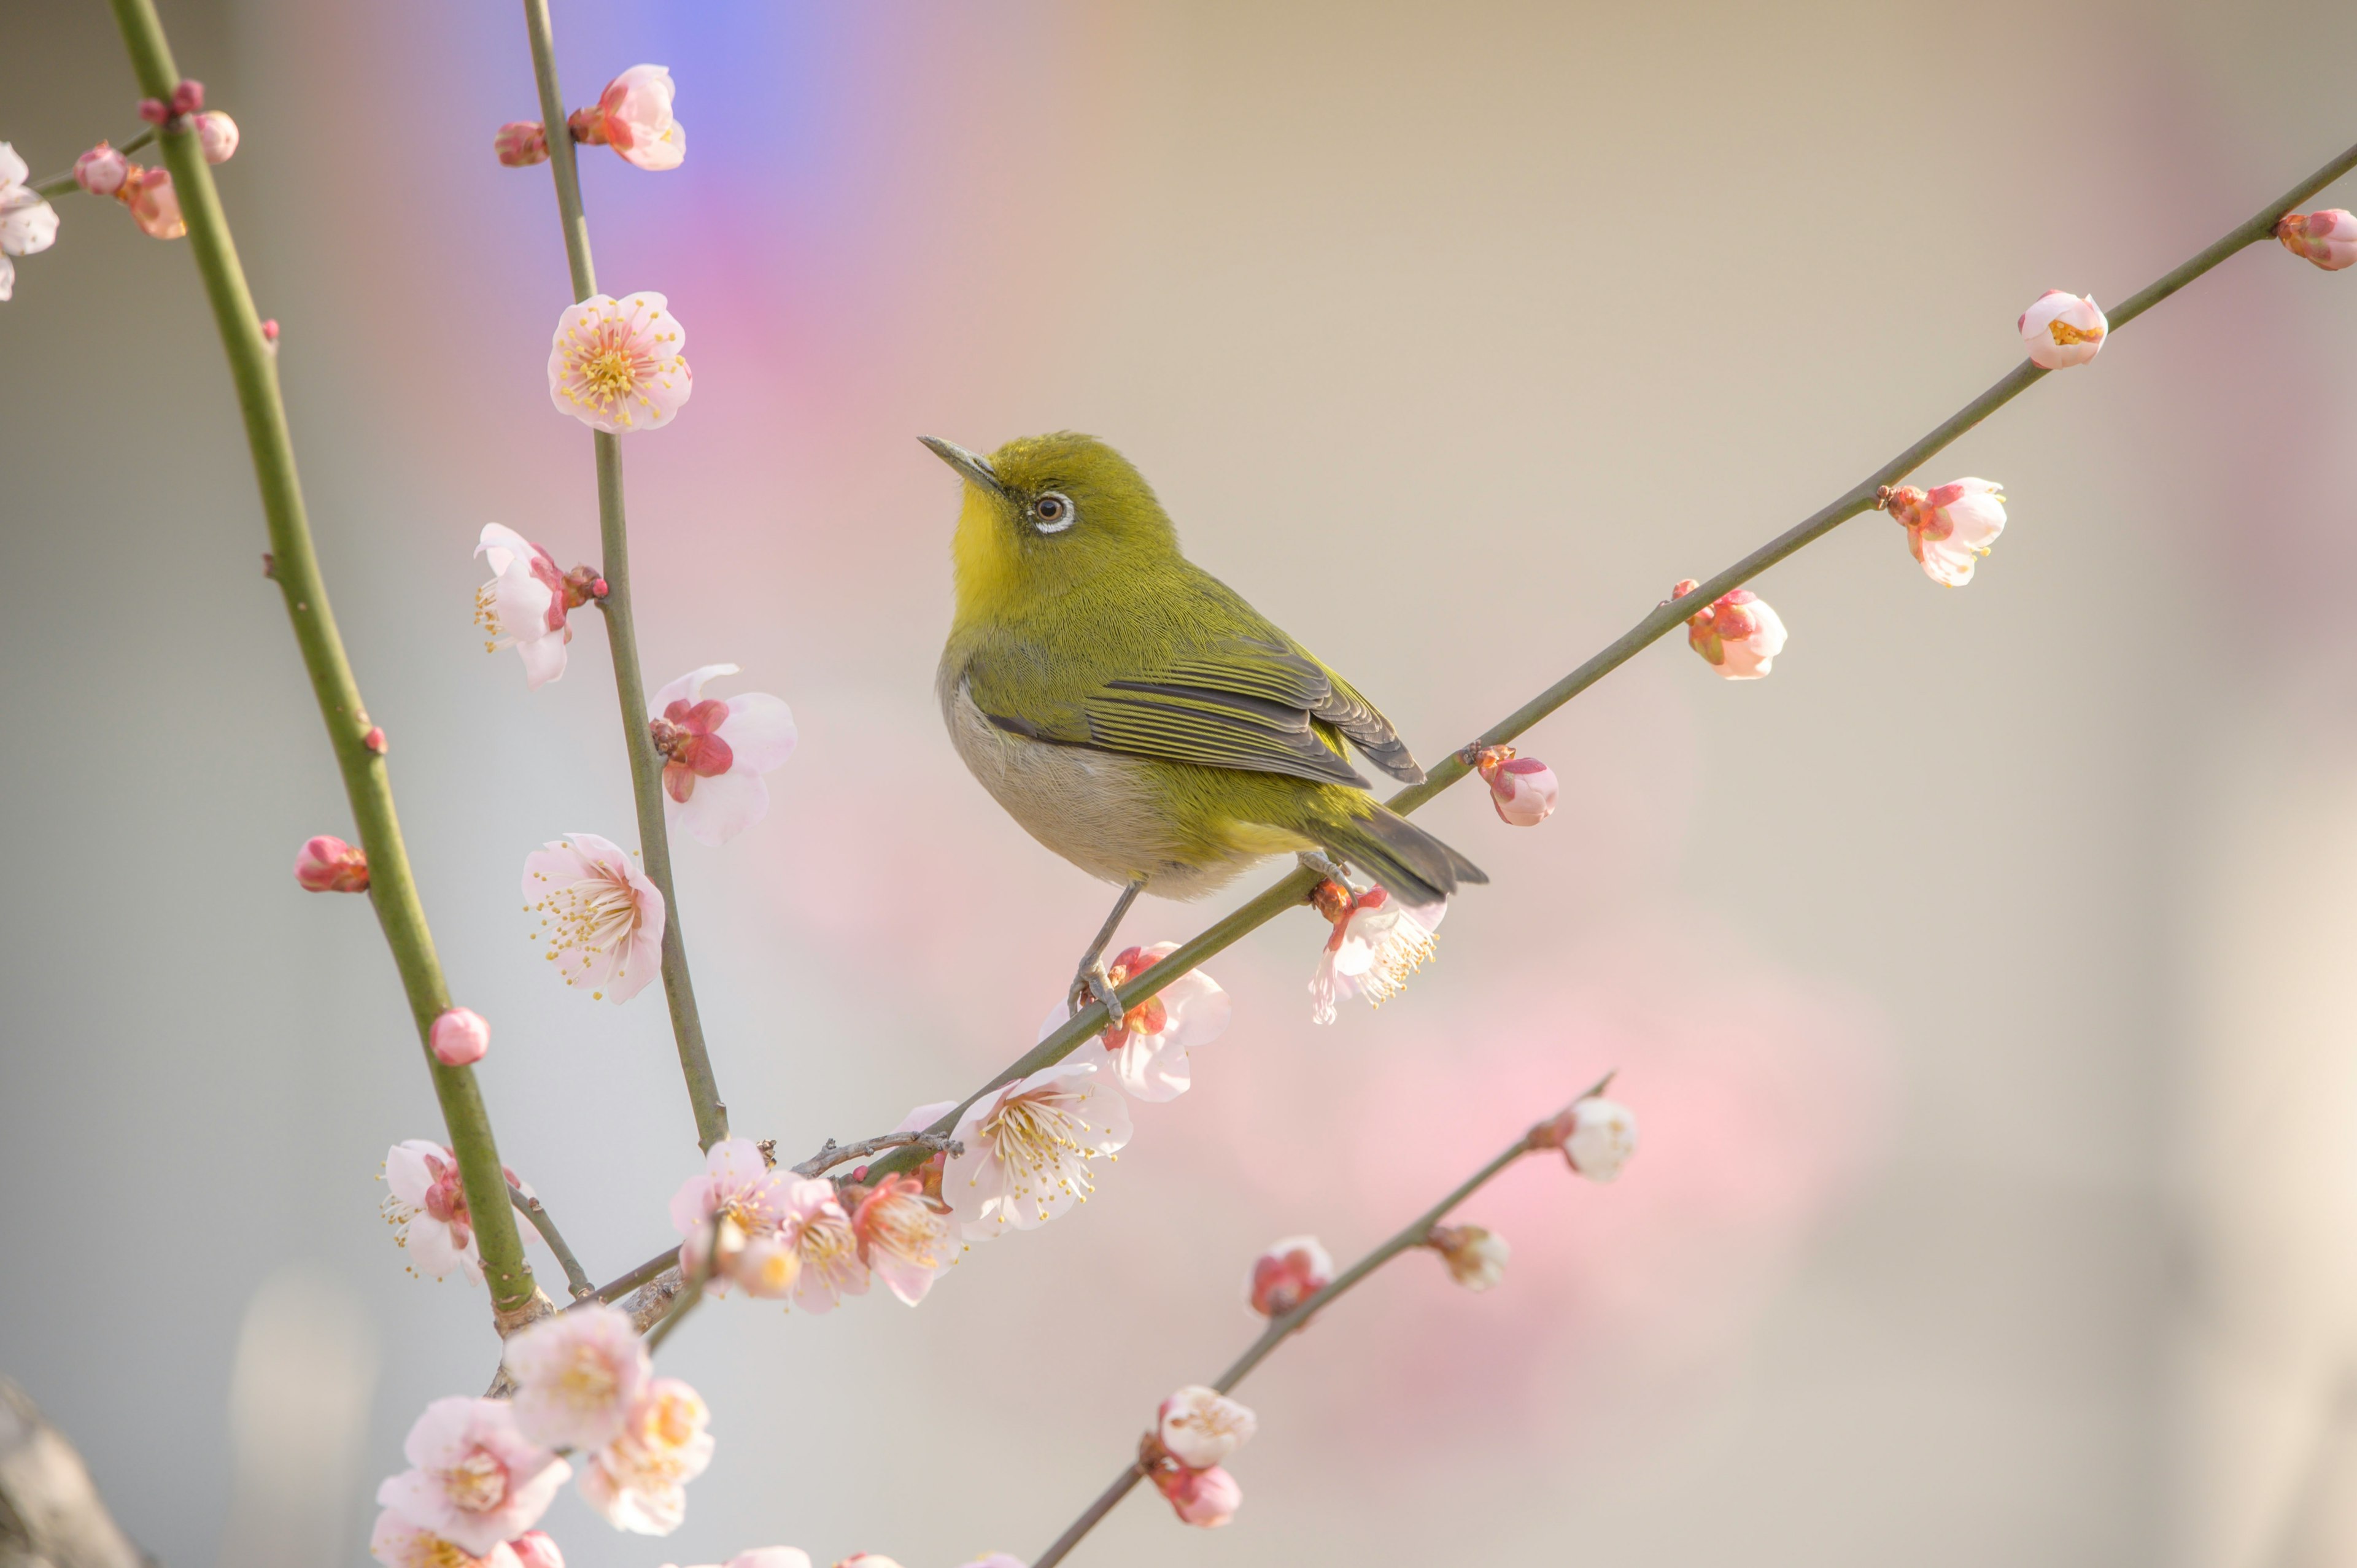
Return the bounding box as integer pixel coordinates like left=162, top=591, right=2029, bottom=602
left=169, top=80, right=206, bottom=118
left=1560, top=1096, right=1638, bottom=1182
left=1469, top=745, right=1558, bottom=826
left=193, top=110, right=239, bottom=164
left=293, top=835, right=370, bottom=893
left=1153, top=1462, right=1241, bottom=1529
left=1426, top=1223, right=1509, bottom=1291
left=495, top=120, right=551, bottom=168
left=2277, top=209, right=2357, bottom=271
left=137, top=98, right=168, bottom=125
left=1157, top=1386, right=1257, bottom=1470
left=259, top=319, right=279, bottom=349
left=430, top=1006, right=492, bottom=1066
left=2018, top=290, right=2107, bottom=369
left=1674, top=578, right=1787, bottom=678
left=363, top=725, right=388, bottom=754
left=74, top=143, right=129, bottom=196
left=510, top=1532, right=565, bottom=1568
left=116, top=166, right=186, bottom=241
left=1245, top=1235, right=1334, bottom=1317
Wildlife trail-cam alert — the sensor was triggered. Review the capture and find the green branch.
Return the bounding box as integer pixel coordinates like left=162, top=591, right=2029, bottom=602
left=519, top=0, right=727, bottom=1152
left=104, top=0, right=541, bottom=1319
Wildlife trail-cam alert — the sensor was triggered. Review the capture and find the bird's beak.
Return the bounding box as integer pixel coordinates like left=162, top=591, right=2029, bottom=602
left=919, top=436, right=1005, bottom=497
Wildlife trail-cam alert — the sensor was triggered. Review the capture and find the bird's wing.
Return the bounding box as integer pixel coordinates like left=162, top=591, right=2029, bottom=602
left=969, top=630, right=1426, bottom=789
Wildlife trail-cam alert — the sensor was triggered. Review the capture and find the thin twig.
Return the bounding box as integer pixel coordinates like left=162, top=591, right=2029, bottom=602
left=105, top=0, right=540, bottom=1319
left=509, top=1184, right=595, bottom=1300
left=1032, top=1075, right=1615, bottom=1568
left=641, top=1213, right=721, bottom=1353
left=791, top=1130, right=964, bottom=1178
left=517, top=0, right=729, bottom=1153
left=29, top=125, right=156, bottom=198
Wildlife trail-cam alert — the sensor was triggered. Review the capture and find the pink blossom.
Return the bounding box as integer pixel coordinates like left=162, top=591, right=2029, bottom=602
left=474, top=524, right=572, bottom=689
left=295, top=833, right=370, bottom=892
left=1308, top=881, right=1442, bottom=1025
left=778, top=1178, right=869, bottom=1313
left=667, top=1137, right=789, bottom=1296
left=663, top=1554, right=813, bottom=1568
left=577, top=1377, right=714, bottom=1535
left=501, top=1303, right=651, bottom=1452
left=1151, top=1463, right=1240, bottom=1529
left=1245, top=1235, right=1333, bottom=1317
left=193, top=111, right=239, bottom=164
left=946, top=1057, right=1133, bottom=1240
left=74, top=142, right=128, bottom=196
left=548, top=293, right=691, bottom=433
left=375, top=1396, right=569, bottom=1554
left=649, top=665, right=798, bottom=846
left=1562, top=1096, right=1639, bottom=1182
left=0, top=145, right=58, bottom=303
left=1881, top=478, right=2008, bottom=587
left=1158, top=1386, right=1257, bottom=1469
left=1470, top=745, right=1560, bottom=824
left=495, top=122, right=551, bottom=168
left=850, top=1174, right=954, bottom=1305
left=511, top=1534, right=564, bottom=1568
left=1035, top=942, right=1229, bottom=1102
left=370, top=1510, right=522, bottom=1568
left=522, top=833, right=665, bottom=1003
left=1428, top=1223, right=1509, bottom=1291
left=1671, top=578, right=1787, bottom=679
left=570, top=65, right=687, bottom=171
left=117, top=165, right=184, bottom=240
left=2018, top=290, right=2106, bottom=369
left=2278, top=209, right=2357, bottom=270
left=382, top=1140, right=481, bottom=1283
left=960, top=1557, right=1028, bottom=1567
left=429, top=1006, right=491, bottom=1067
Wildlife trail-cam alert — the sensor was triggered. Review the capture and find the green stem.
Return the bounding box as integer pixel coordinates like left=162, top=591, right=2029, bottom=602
left=30, top=125, right=156, bottom=198
left=519, top=0, right=728, bottom=1151
left=853, top=129, right=2357, bottom=1191
left=105, top=0, right=538, bottom=1318
left=510, top=1184, right=595, bottom=1300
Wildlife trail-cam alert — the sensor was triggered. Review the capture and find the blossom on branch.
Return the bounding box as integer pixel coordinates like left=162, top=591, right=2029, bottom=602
left=1546, top=1095, right=1639, bottom=1181
left=475, top=523, right=595, bottom=689
left=1245, top=1235, right=1333, bottom=1317
left=578, top=1377, right=715, bottom=1535
left=1150, top=1461, right=1241, bottom=1529
left=1158, top=1386, right=1257, bottom=1469
left=1879, top=479, right=2007, bottom=586
left=946, top=1057, right=1133, bottom=1240
left=0, top=145, right=60, bottom=303
left=850, top=1173, right=954, bottom=1305
left=295, top=833, right=370, bottom=892
left=1427, top=1223, right=1509, bottom=1291
left=1470, top=744, right=1560, bottom=824
left=568, top=65, right=687, bottom=171
left=375, top=1396, right=569, bottom=1554
left=370, top=1509, right=522, bottom=1568
left=430, top=1006, right=491, bottom=1067
left=1037, top=941, right=1229, bottom=1102
left=74, top=143, right=128, bottom=196
left=381, top=1140, right=481, bottom=1283
left=1308, top=880, right=1442, bottom=1024
left=549, top=293, right=692, bottom=433
left=522, top=833, right=665, bottom=1003
left=117, top=166, right=184, bottom=239
left=495, top=122, right=550, bottom=168
left=193, top=111, right=238, bottom=164
left=668, top=1136, right=790, bottom=1296
left=2018, top=290, right=2106, bottom=368
left=649, top=665, right=798, bottom=846
left=2278, top=209, right=2357, bottom=270
left=502, top=1303, right=651, bottom=1451
left=780, top=1178, right=869, bottom=1313
left=1673, top=579, right=1787, bottom=679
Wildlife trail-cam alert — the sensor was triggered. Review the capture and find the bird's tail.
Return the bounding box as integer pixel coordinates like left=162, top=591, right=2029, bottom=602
left=1310, top=798, right=1488, bottom=911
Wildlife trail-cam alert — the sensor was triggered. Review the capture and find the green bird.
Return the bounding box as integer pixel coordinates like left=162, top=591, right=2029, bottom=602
left=923, top=430, right=1486, bottom=1002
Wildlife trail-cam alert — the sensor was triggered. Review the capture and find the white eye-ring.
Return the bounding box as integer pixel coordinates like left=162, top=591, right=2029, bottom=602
left=1032, top=492, right=1077, bottom=534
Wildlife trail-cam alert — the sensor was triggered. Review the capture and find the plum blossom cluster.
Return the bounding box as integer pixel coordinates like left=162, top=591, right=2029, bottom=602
left=496, top=64, right=686, bottom=171
left=1142, top=1386, right=1258, bottom=1529
left=667, top=1137, right=929, bottom=1311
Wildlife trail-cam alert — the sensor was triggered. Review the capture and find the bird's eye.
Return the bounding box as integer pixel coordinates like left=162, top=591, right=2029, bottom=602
left=1032, top=492, right=1076, bottom=534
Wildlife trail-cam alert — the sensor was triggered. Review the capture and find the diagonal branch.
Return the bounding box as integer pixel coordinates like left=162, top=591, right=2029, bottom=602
left=509, top=1184, right=595, bottom=1300
left=106, top=0, right=543, bottom=1326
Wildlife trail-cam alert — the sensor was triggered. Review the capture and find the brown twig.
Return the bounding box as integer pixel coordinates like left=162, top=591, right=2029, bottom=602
left=509, top=1184, right=595, bottom=1300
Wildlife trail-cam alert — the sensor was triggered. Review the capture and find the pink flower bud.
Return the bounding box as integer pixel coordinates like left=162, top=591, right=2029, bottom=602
left=1563, top=1096, right=1638, bottom=1182
left=293, top=835, right=370, bottom=893
left=193, top=111, right=238, bottom=164
left=363, top=725, right=388, bottom=754
left=1673, top=579, right=1787, bottom=678
left=2277, top=209, right=2357, bottom=271
left=1157, top=1386, right=1256, bottom=1469
left=2018, top=290, right=2107, bottom=369
left=430, top=1006, right=492, bottom=1066
left=1469, top=745, right=1558, bottom=826
left=74, top=143, right=128, bottom=196
left=169, top=80, right=206, bottom=118
left=137, top=98, right=168, bottom=125
left=1153, top=1462, right=1241, bottom=1529
left=1427, top=1223, right=1509, bottom=1291
left=1245, top=1235, right=1333, bottom=1316
left=511, top=1532, right=565, bottom=1568
left=116, top=166, right=185, bottom=241
left=495, top=120, right=551, bottom=168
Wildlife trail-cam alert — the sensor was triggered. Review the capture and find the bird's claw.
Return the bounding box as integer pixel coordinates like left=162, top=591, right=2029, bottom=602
left=1298, top=850, right=1352, bottom=887
left=1069, top=962, right=1120, bottom=1021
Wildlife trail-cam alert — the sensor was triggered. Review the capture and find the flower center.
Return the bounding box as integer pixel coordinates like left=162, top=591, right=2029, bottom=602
left=982, top=1090, right=1098, bottom=1219
left=540, top=872, right=643, bottom=960
left=2048, top=319, right=2101, bottom=347
left=864, top=1191, right=947, bottom=1267
left=578, top=339, right=645, bottom=404
left=646, top=1388, right=702, bottom=1450
left=559, top=1343, right=619, bottom=1408
left=795, top=1211, right=865, bottom=1292
left=440, top=1448, right=510, bottom=1512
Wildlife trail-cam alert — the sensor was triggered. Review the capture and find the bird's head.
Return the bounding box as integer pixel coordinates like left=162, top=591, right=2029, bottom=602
left=923, top=431, right=1179, bottom=620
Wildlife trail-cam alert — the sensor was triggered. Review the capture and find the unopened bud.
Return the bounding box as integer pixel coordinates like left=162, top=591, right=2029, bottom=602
left=1562, top=1096, right=1638, bottom=1183
left=1470, top=744, right=1558, bottom=826
left=1158, top=1385, right=1256, bottom=1469
left=169, top=80, right=206, bottom=118
left=1427, top=1223, right=1509, bottom=1291
left=193, top=111, right=239, bottom=164
left=561, top=563, right=606, bottom=608
left=1879, top=478, right=2007, bottom=587
left=495, top=120, right=551, bottom=168
left=430, top=1006, right=491, bottom=1066
left=1245, top=1234, right=1333, bottom=1317
left=1151, top=1460, right=1241, bottom=1529
left=363, top=725, right=388, bottom=754
left=117, top=166, right=185, bottom=241
left=1676, top=578, right=1787, bottom=678
left=2277, top=209, right=2357, bottom=271
left=137, top=98, right=168, bottom=125
left=2018, top=290, right=2107, bottom=369
left=510, top=1533, right=564, bottom=1568
left=293, top=835, right=370, bottom=893
left=74, top=143, right=128, bottom=196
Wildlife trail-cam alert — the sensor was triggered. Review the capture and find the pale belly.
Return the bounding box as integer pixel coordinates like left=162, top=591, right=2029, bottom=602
left=938, top=670, right=1303, bottom=899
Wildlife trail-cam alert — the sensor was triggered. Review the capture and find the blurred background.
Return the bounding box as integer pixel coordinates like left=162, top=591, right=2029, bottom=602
left=6, top=0, right=2357, bottom=1563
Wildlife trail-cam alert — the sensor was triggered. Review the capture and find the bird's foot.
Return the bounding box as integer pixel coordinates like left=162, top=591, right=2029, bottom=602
left=1068, top=961, right=1121, bottom=1023
left=1298, top=850, right=1353, bottom=889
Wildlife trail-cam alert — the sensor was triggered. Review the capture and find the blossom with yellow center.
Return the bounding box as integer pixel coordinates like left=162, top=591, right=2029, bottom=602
left=522, top=832, right=666, bottom=1003
left=547, top=292, right=692, bottom=433
left=947, top=1058, right=1132, bottom=1240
